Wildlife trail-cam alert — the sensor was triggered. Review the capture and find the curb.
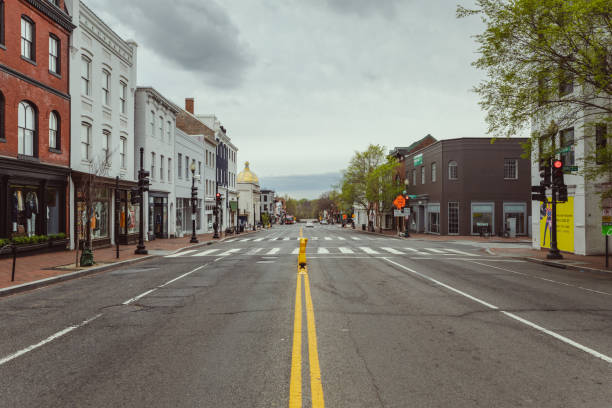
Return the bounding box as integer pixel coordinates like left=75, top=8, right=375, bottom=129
left=0, top=229, right=262, bottom=298
left=520, top=256, right=612, bottom=275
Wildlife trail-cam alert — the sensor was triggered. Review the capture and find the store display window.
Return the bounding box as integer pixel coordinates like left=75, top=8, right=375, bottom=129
left=10, top=185, right=40, bottom=237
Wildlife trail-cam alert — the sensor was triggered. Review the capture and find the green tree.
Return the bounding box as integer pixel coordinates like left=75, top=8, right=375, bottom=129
left=458, top=0, right=611, bottom=197
left=340, top=144, right=387, bottom=217
left=366, top=157, right=402, bottom=232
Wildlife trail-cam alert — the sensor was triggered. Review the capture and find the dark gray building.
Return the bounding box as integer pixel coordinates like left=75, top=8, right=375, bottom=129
left=404, top=138, right=531, bottom=236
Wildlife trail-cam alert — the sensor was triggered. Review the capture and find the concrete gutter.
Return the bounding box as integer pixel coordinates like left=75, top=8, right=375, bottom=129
left=0, top=230, right=259, bottom=298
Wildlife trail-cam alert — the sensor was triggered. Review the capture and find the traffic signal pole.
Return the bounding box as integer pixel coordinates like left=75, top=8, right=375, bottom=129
left=547, top=185, right=562, bottom=259
left=135, top=147, right=148, bottom=255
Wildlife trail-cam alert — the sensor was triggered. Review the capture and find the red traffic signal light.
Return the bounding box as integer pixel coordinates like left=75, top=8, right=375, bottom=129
left=552, top=160, right=564, bottom=186
left=215, top=193, right=221, bottom=201
left=553, top=160, right=563, bottom=169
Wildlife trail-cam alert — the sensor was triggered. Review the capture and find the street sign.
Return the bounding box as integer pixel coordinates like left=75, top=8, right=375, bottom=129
left=413, top=154, right=423, bottom=166
left=394, top=210, right=403, bottom=217
left=393, top=195, right=406, bottom=209
left=563, top=166, right=578, bottom=172
left=557, top=146, right=572, bottom=154
left=408, top=194, right=417, bottom=199
left=342, top=214, right=347, bottom=220
left=603, top=208, right=612, bottom=236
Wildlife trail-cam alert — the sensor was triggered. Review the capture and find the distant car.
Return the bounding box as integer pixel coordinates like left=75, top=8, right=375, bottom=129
left=320, top=220, right=328, bottom=225
left=305, top=221, right=314, bottom=228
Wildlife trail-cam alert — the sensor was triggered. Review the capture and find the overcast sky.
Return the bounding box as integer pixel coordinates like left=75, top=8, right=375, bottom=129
left=86, top=0, right=487, bottom=193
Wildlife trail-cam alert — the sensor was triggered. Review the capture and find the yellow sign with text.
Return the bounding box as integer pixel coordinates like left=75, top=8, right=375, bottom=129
left=539, top=197, right=574, bottom=253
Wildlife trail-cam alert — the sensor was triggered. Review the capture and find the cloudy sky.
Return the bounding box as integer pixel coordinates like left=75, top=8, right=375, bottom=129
left=86, top=0, right=488, bottom=197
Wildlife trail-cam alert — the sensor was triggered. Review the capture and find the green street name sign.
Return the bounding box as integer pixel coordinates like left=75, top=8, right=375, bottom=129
left=413, top=154, right=423, bottom=166
left=563, top=166, right=578, bottom=172
left=557, top=146, right=572, bottom=154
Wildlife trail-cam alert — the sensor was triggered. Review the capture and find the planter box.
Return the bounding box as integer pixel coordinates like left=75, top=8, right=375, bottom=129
left=0, top=238, right=69, bottom=258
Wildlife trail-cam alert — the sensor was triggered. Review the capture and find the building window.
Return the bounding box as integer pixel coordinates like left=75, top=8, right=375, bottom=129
left=81, top=56, right=91, bottom=96
left=167, top=121, right=171, bottom=142
left=160, top=155, right=164, bottom=181
left=471, top=202, right=494, bottom=235
left=412, top=169, right=416, bottom=185
left=560, top=128, right=575, bottom=166
left=120, top=137, right=126, bottom=168
left=102, top=70, right=111, bottom=106
left=421, top=166, right=425, bottom=184
left=178, top=153, right=182, bottom=178
left=198, top=161, right=202, bottom=182
left=448, top=161, right=458, bottom=180
left=431, top=162, right=437, bottom=182
left=102, top=130, right=110, bottom=163
left=150, top=111, right=155, bottom=136
left=18, top=101, right=36, bottom=156
left=596, top=124, right=608, bottom=165
left=168, top=158, right=172, bottom=182
left=159, top=116, right=163, bottom=139
left=49, top=35, right=60, bottom=74
left=21, top=17, right=34, bottom=61
left=559, top=71, right=574, bottom=97
left=81, top=122, right=91, bottom=161
left=49, top=111, right=59, bottom=150
left=504, top=159, right=518, bottom=179
left=120, top=82, right=127, bottom=114
left=185, top=156, right=189, bottom=180
left=448, top=202, right=459, bottom=235
left=151, top=152, right=156, bottom=180
left=0, top=91, right=4, bottom=140
left=0, top=1, right=5, bottom=46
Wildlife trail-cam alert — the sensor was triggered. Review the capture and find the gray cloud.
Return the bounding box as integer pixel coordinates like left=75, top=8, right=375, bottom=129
left=87, top=0, right=253, bottom=87
left=323, top=0, right=400, bottom=18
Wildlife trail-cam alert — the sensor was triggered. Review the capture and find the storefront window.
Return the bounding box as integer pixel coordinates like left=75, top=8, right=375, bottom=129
left=503, top=203, right=526, bottom=235
left=10, top=185, right=40, bottom=237
left=77, top=188, right=110, bottom=241
left=46, top=188, right=60, bottom=235
left=471, top=203, right=494, bottom=235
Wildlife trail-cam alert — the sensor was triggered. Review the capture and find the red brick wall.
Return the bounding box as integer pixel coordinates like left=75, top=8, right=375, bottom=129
left=0, top=0, right=71, bottom=167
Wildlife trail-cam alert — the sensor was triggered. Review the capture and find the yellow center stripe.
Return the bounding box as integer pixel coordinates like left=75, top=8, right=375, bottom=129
left=289, top=274, right=303, bottom=408
left=304, top=273, right=325, bottom=408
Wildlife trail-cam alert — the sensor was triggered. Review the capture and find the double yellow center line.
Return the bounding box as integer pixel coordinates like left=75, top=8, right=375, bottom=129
left=289, top=267, right=325, bottom=408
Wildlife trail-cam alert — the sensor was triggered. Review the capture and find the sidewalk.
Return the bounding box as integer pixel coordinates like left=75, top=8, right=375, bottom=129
left=0, top=230, right=256, bottom=292
left=350, top=226, right=611, bottom=274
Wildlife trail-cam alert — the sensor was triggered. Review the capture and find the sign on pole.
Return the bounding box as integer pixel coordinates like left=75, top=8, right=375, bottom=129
left=603, top=207, right=612, bottom=236
left=393, top=195, right=406, bottom=210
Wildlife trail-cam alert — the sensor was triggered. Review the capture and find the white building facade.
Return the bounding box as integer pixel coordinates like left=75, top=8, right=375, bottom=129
left=134, top=87, right=178, bottom=240
left=237, top=162, right=261, bottom=229
left=67, top=1, right=138, bottom=249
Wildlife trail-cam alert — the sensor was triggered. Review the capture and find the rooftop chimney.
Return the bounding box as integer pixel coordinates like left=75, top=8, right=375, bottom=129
left=185, top=98, right=194, bottom=114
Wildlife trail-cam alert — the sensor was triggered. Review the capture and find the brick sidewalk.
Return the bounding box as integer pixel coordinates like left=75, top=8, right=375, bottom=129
left=0, top=230, right=253, bottom=290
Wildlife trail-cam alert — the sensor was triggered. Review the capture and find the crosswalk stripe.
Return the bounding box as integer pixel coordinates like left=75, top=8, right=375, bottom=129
left=247, top=248, right=263, bottom=255
left=404, top=248, right=430, bottom=255
left=266, top=248, right=280, bottom=255
left=324, top=237, right=332, bottom=241
left=219, top=248, right=241, bottom=256
left=425, top=248, right=446, bottom=254
left=292, top=248, right=299, bottom=254
left=193, top=249, right=220, bottom=257
left=359, top=246, right=379, bottom=254
left=283, top=237, right=290, bottom=241
left=381, top=247, right=404, bottom=254
left=239, top=238, right=251, bottom=242
left=310, top=237, right=319, bottom=241
left=317, top=248, right=330, bottom=254
left=338, top=247, right=354, bottom=254
left=269, top=237, right=278, bottom=241
left=253, top=238, right=264, bottom=242
left=445, top=248, right=479, bottom=256
left=225, top=239, right=237, bottom=243
left=351, top=237, right=361, bottom=241
left=165, top=249, right=198, bottom=258
left=336, top=237, right=345, bottom=241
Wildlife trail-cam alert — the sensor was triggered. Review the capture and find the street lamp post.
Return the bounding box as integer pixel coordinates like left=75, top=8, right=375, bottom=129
left=135, top=147, right=149, bottom=255
left=190, top=162, right=199, bottom=244
left=236, top=193, right=240, bottom=234
left=253, top=203, right=256, bottom=231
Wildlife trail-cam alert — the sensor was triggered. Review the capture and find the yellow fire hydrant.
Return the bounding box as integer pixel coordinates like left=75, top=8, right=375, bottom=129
left=298, top=238, right=308, bottom=269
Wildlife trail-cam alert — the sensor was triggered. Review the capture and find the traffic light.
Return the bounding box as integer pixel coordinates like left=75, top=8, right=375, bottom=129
left=557, top=185, right=568, bottom=202
left=215, top=193, right=221, bottom=203
left=552, top=159, right=564, bottom=187
left=531, top=185, right=546, bottom=202
left=138, top=170, right=150, bottom=191
left=539, top=158, right=551, bottom=186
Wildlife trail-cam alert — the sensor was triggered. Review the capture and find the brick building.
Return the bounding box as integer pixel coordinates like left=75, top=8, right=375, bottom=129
left=404, top=138, right=531, bottom=236
left=0, top=0, right=74, bottom=241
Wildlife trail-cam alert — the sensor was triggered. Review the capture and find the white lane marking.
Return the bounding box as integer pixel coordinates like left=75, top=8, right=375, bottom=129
left=381, top=247, right=404, bottom=254
left=324, top=237, right=332, bottom=241
left=501, top=312, right=612, bottom=364
left=266, top=248, right=280, bottom=255
left=339, top=247, right=354, bottom=254
left=247, top=248, right=263, bottom=255
left=292, top=248, right=299, bottom=254
left=165, top=249, right=198, bottom=258
left=425, top=248, right=446, bottom=254
left=269, top=237, right=278, bottom=241
left=384, top=258, right=612, bottom=365
left=123, top=289, right=156, bottom=305
left=192, top=249, right=220, bottom=257
left=239, top=238, right=251, bottom=242
left=317, top=248, right=330, bottom=254
left=351, top=237, right=361, bottom=241
left=225, top=239, right=238, bottom=243
left=158, top=265, right=207, bottom=288
left=283, top=237, right=290, bottom=241
left=359, top=247, right=380, bottom=254
left=466, top=260, right=612, bottom=297
left=254, top=238, right=265, bottom=242
left=337, top=237, right=345, bottom=241
left=0, top=314, right=103, bottom=366
left=257, top=261, right=276, bottom=264
left=219, top=248, right=241, bottom=256
left=445, top=248, right=479, bottom=256
left=310, top=237, right=319, bottom=241
left=404, top=248, right=430, bottom=255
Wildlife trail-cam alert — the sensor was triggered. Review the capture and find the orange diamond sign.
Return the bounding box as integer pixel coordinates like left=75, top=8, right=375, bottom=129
left=393, top=195, right=406, bottom=210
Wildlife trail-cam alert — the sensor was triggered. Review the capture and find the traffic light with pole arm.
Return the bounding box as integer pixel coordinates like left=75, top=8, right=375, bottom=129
left=552, top=159, right=564, bottom=187
left=539, top=158, right=551, bottom=186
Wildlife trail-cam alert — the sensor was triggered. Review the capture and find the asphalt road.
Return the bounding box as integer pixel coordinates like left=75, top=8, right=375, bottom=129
left=0, top=224, right=611, bottom=407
